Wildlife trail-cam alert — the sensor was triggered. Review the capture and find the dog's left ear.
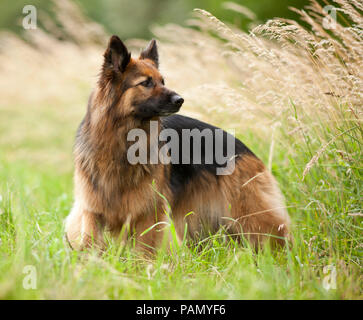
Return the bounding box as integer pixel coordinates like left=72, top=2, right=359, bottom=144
left=140, top=39, right=159, bottom=68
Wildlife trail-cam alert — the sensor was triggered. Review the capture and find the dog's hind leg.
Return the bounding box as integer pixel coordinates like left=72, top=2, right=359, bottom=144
left=221, top=155, right=291, bottom=249
left=64, top=201, right=105, bottom=251
left=231, top=170, right=291, bottom=249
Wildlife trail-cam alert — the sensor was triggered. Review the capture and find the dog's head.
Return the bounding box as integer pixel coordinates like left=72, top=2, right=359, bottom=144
left=99, top=35, right=183, bottom=119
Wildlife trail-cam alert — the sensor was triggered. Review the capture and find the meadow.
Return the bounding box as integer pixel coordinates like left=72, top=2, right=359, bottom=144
left=0, top=0, right=361, bottom=299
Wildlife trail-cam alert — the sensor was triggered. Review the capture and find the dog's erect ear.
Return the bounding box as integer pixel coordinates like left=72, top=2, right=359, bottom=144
left=104, top=35, right=131, bottom=73
left=140, top=39, right=159, bottom=68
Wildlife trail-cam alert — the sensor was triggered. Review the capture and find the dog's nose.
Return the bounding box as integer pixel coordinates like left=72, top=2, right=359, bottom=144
left=171, top=95, right=184, bottom=107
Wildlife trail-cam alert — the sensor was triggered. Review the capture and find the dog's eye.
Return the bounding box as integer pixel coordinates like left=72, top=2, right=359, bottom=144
left=139, top=77, right=153, bottom=88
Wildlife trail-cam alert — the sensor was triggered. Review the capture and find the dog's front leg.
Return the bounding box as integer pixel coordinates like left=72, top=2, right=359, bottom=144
left=65, top=202, right=105, bottom=251
left=132, top=211, right=178, bottom=254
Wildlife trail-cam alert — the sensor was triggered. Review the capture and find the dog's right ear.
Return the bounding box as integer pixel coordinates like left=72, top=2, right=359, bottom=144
left=103, top=35, right=131, bottom=73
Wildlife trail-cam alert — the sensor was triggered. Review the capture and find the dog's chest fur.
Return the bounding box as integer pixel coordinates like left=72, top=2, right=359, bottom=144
left=74, top=115, right=169, bottom=231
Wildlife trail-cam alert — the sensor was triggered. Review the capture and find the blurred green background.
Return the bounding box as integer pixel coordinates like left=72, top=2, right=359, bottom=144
left=1, top=0, right=310, bottom=38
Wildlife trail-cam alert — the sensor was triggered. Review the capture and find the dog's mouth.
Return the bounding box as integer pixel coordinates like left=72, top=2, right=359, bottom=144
left=134, top=98, right=184, bottom=119
left=157, top=107, right=181, bottom=116
left=155, top=101, right=183, bottom=116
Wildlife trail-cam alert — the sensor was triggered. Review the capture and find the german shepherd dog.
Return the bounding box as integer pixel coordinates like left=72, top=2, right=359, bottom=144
left=65, top=35, right=291, bottom=252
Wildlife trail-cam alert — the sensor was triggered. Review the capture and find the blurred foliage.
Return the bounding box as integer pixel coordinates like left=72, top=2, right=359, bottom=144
left=0, top=0, right=311, bottom=39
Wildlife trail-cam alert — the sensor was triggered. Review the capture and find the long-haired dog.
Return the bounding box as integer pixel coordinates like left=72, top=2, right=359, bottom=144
left=65, top=35, right=291, bottom=252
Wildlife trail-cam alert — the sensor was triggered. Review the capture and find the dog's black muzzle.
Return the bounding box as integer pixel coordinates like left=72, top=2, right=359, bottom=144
left=134, top=91, right=184, bottom=118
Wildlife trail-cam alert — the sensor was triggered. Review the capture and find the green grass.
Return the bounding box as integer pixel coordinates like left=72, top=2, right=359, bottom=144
left=0, top=98, right=361, bottom=300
